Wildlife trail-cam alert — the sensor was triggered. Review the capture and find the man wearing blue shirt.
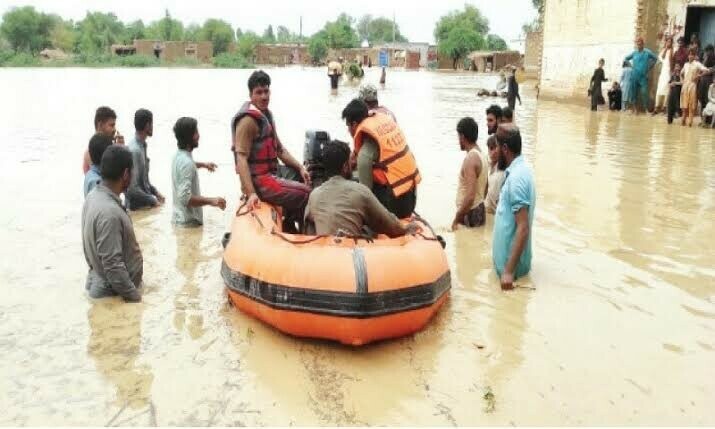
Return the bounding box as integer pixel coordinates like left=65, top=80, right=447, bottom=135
left=624, top=37, right=659, bottom=114
left=83, top=133, right=113, bottom=197
left=492, top=124, right=535, bottom=290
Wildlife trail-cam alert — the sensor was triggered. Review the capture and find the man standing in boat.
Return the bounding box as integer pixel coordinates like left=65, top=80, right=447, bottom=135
left=342, top=99, right=420, bottom=218
left=232, top=70, right=311, bottom=233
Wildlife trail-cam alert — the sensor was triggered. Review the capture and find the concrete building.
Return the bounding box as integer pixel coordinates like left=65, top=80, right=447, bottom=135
left=375, top=42, right=431, bottom=67
left=539, top=0, right=715, bottom=102
left=523, top=31, right=543, bottom=79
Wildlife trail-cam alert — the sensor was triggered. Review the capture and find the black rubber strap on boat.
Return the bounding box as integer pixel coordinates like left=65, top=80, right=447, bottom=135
left=352, top=248, right=368, bottom=295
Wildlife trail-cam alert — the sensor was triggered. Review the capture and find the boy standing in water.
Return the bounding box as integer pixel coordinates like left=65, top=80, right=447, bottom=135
left=667, top=63, right=683, bottom=125
left=485, top=135, right=506, bottom=215
left=82, top=107, right=124, bottom=173
left=589, top=59, right=608, bottom=111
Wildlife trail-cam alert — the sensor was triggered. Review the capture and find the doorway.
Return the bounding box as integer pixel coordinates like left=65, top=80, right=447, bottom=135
left=685, top=6, right=715, bottom=46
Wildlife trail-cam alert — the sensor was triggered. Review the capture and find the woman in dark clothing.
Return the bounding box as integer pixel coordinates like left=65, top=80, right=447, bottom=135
left=506, top=66, right=521, bottom=110
left=589, top=59, right=608, bottom=111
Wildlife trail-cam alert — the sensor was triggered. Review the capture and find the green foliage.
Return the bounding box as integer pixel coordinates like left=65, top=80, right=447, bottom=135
left=262, top=25, right=276, bottom=44
left=0, top=6, right=54, bottom=53
left=49, top=19, right=76, bottom=52
left=434, top=5, right=489, bottom=44
left=212, top=52, right=253, bottom=68
left=146, top=10, right=183, bottom=41
left=123, top=20, right=146, bottom=44
left=438, top=23, right=486, bottom=69
left=200, top=19, right=234, bottom=54
left=0, top=50, right=39, bottom=66
left=167, top=56, right=201, bottom=67
left=183, top=24, right=201, bottom=42
left=320, top=14, right=358, bottom=49
left=307, top=34, right=328, bottom=63
left=115, top=54, right=158, bottom=67
left=235, top=27, right=243, bottom=40
left=357, top=15, right=407, bottom=44
left=75, top=12, right=125, bottom=55
left=486, top=34, right=507, bottom=51
left=275, top=25, right=302, bottom=44
left=236, top=31, right=261, bottom=59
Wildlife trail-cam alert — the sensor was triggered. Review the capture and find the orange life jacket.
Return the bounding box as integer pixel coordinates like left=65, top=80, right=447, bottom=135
left=354, top=113, right=421, bottom=197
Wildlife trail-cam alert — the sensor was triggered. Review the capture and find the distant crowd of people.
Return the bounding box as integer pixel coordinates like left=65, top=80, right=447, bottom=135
left=589, top=34, right=714, bottom=128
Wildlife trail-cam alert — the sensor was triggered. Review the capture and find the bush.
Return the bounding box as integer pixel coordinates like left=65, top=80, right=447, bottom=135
left=166, top=56, right=201, bottom=67
left=73, top=52, right=114, bottom=65
left=115, top=54, right=158, bottom=67
left=0, top=49, right=14, bottom=65
left=212, top=52, right=253, bottom=69
left=2, top=52, right=40, bottom=66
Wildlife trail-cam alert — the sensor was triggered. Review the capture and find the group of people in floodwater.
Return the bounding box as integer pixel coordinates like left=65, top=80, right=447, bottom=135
left=81, top=70, right=536, bottom=305
left=589, top=34, right=715, bottom=128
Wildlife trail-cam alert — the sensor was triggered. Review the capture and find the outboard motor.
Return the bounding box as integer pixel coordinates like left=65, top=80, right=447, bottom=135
left=303, top=130, right=331, bottom=189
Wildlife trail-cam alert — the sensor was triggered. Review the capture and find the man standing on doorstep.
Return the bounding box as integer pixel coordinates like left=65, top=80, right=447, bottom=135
left=492, top=124, right=536, bottom=290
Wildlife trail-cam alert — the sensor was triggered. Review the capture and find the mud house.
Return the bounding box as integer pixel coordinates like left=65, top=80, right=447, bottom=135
left=539, top=0, right=715, bottom=101
left=111, top=40, right=213, bottom=63
left=254, top=44, right=309, bottom=66
left=468, top=50, right=523, bottom=72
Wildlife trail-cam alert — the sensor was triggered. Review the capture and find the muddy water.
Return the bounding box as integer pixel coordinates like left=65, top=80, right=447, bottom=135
left=0, top=67, right=713, bottom=425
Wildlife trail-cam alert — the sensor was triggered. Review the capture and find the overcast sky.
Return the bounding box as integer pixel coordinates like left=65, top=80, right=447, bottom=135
left=1, top=0, right=537, bottom=46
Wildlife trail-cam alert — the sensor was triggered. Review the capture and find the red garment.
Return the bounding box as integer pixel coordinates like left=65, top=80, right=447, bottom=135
left=673, top=47, right=688, bottom=69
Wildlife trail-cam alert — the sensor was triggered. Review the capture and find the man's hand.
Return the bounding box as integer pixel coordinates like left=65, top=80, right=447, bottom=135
left=246, top=193, right=260, bottom=211
left=300, top=167, right=312, bottom=187
left=156, top=193, right=166, bottom=205
left=202, top=162, right=218, bottom=172
left=500, top=271, right=515, bottom=290
left=404, top=222, right=421, bottom=235
left=451, top=220, right=460, bottom=232
left=114, top=133, right=125, bottom=145
left=212, top=197, right=227, bottom=210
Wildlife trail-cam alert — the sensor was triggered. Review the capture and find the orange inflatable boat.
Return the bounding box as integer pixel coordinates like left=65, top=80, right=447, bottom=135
left=221, top=204, right=450, bottom=346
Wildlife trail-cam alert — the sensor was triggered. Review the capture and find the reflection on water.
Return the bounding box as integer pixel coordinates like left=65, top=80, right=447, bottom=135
left=0, top=67, right=713, bottom=425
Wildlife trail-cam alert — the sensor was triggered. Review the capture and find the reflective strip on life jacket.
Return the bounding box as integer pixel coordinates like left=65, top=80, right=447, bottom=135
left=354, top=113, right=421, bottom=197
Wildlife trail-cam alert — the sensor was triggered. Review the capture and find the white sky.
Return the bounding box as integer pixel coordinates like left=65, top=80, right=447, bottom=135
left=1, top=0, right=537, bottom=46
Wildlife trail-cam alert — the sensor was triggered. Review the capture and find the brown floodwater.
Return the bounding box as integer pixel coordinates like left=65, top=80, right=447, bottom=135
left=0, top=67, right=713, bottom=425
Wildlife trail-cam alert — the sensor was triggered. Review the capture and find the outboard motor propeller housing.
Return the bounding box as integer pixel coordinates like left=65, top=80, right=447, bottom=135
left=303, top=130, right=331, bottom=189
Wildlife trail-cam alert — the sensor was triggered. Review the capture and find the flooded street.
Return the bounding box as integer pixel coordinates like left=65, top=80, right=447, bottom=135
left=0, top=67, right=713, bottom=425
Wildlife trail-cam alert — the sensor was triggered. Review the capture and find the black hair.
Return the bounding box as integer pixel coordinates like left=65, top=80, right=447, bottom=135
left=322, top=140, right=351, bottom=177
left=503, top=107, right=514, bottom=121
left=496, top=125, right=522, bottom=156
left=486, top=104, right=503, bottom=120
left=623, top=60, right=630, bottom=68
left=677, top=37, right=686, bottom=44
left=173, top=117, right=198, bottom=150
left=342, top=99, right=369, bottom=124
left=456, top=117, right=478, bottom=143
left=134, top=108, right=153, bottom=132
left=88, top=133, right=113, bottom=166
left=486, top=135, right=498, bottom=150
left=248, top=70, right=271, bottom=93
left=599, top=58, right=605, bottom=63
left=94, top=106, right=116, bottom=129
left=100, top=145, right=133, bottom=181
left=706, top=44, right=714, bottom=52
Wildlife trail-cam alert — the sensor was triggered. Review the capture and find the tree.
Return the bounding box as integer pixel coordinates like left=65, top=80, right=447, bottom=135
left=262, top=25, right=275, bottom=43
left=319, top=13, right=358, bottom=49
left=437, top=22, right=486, bottom=69
left=49, top=18, right=76, bottom=52
left=123, top=20, right=146, bottom=44
left=75, top=11, right=125, bottom=55
left=200, top=19, right=234, bottom=54
left=308, top=33, right=328, bottom=63
left=276, top=25, right=291, bottom=43
left=236, top=31, right=261, bottom=58
left=235, top=27, right=243, bottom=40
left=486, top=34, right=507, bottom=51
left=434, top=5, right=489, bottom=44
left=183, top=24, right=201, bottom=42
left=0, top=6, right=54, bottom=53
left=357, top=15, right=407, bottom=44
left=146, top=10, right=183, bottom=41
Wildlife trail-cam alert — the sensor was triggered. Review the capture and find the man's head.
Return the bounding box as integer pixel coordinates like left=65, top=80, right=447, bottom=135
left=502, top=107, right=514, bottom=123
left=486, top=104, right=504, bottom=135
left=598, top=58, right=605, bottom=68
left=358, top=83, right=379, bottom=108
left=495, top=123, right=522, bottom=170
left=134, top=108, right=153, bottom=137
left=486, top=135, right=502, bottom=169
left=248, top=70, right=271, bottom=111
left=94, top=106, right=117, bottom=136
left=636, top=37, right=644, bottom=51
left=173, top=117, right=199, bottom=151
left=322, top=140, right=352, bottom=179
left=705, top=44, right=714, bottom=55
left=677, top=37, right=686, bottom=49
left=456, top=117, right=478, bottom=151
left=88, top=133, right=113, bottom=166
left=690, top=33, right=699, bottom=44
left=100, top=145, right=133, bottom=192
left=342, top=99, right=369, bottom=137
left=665, top=36, right=673, bottom=48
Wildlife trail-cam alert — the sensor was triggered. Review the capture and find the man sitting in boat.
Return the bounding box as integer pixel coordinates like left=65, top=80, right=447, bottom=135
left=342, top=99, right=420, bottom=219
left=304, top=140, right=418, bottom=238
left=232, top=70, right=312, bottom=233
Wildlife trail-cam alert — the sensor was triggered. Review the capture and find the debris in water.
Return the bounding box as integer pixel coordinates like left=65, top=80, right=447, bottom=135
left=473, top=343, right=485, bottom=349
left=483, top=387, right=496, bottom=413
